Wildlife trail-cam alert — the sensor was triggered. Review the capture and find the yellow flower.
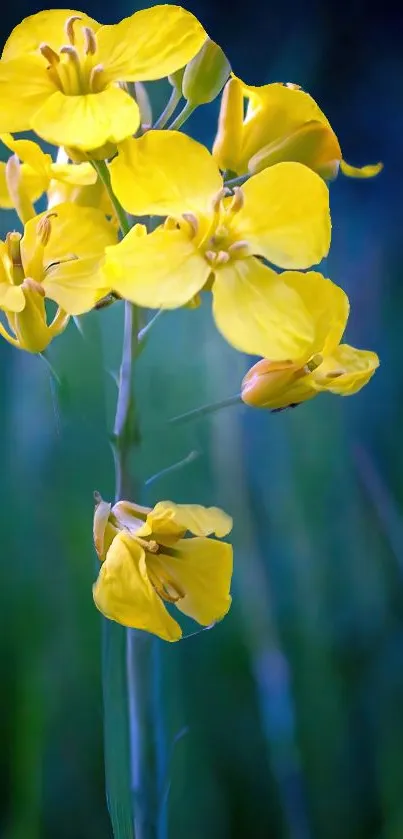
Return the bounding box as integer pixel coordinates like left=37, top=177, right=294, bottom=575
left=0, top=133, right=97, bottom=221
left=0, top=7, right=206, bottom=152
left=213, top=77, right=383, bottom=180
left=93, top=494, right=233, bottom=641
left=104, top=131, right=331, bottom=360
left=241, top=271, right=379, bottom=410
left=0, top=203, right=116, bottom=352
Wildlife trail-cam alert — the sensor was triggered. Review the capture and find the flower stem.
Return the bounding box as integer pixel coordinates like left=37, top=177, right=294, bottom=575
left=169, top=393, right=242, bottom=425
left=153, top=88, right=182, bottom=129
left=91, top=159, right=131, bottom=236
left=167, top=101, right=196, bottom=131
left=223, top=173, right=250, bottom=189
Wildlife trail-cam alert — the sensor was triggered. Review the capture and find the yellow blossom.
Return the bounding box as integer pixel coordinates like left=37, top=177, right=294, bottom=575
left=104, top=131, right=331, bottom=360
left=213, top=77, right=383, bottom=181
left=0, top=7, right=206, bottom=152
left=0, top=203, right=116, bottom=352
left=241, top=271, right=379, bottom=410
left=0, top=133, right=97, bottom=221
left=93, top=494, right=233, bottom=641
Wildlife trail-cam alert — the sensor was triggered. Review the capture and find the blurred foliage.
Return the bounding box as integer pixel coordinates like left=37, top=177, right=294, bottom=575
left=0, top=1, right=401, bottom=838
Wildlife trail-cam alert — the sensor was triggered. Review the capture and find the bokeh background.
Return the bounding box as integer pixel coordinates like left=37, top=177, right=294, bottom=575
left=0, top=1, right=400, bottom=837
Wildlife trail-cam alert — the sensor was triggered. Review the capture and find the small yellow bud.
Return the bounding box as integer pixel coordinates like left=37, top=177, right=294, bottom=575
left=182, top=39, right=231, bottom=106
left=212, top=76, right=244, bottom=172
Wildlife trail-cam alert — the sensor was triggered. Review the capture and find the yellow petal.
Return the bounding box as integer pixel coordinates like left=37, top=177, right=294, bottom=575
left=340, top=160, right=383, bottom=179
left=98, top=6, right=206, bottom=83
left=312, top=344, right=380, bottom=395
left=105, top=227, right=210, bottom=309
left=140, top=501, right=233, bottom=544
left=43, top=255, right=111, bottom=315
left=247, top=120, right=341, bottom=181
left=21, top=202, right=117, bottom=276
left=148, top=537, right=233, bottom=626
left=235, top=161, right=331, bottom=269
left=49, top=161, right=97, bottom=186
left=0, top=282, right=25, bottom=313
left=2, top=9, right=100, bottom=60
left=93, top=532, right=182, bottom=641
left=110, top=132, right=222, bottom=216
left=212, top=257, right=314, bottom=361
left=281, top=271, right=349, bottom=355
left=238, top=81, right=333, bottom=174
left=0, top=55, right=54, bottom=133
left=31, top=87, right=140, bottom=151
left=0, top=161, right=47, bottom=208
left=1, top=133, right=50, bottom=178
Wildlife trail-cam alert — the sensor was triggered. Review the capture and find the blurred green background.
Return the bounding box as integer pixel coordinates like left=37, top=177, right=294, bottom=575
left=0, top=1, right=400, bottom=837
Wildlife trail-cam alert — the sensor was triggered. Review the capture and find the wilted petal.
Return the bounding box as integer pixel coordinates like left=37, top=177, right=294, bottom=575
left=312, top=344, right=379, bottom=395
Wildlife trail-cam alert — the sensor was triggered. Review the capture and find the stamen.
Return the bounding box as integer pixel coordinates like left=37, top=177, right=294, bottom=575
left=205, top=250, right=218, bottom=264
left=228, top=240, right=249, bottom=254
left=83, top=26, right=97, bottom=55
left=215, top=250, right=230, bottom=265
left=181, top=213, right=199, bottom=238
left=39, top=42, right=60, bottom=65
left=326, top=369, right=345, bottom=379
left=211, top=187, right=231, bottom=213
left=304, top=353, right=323, bottom=374
left=22, top=278, right=45, bottom=297
left=37, top=213, right=58, bottom=246
left=60, top=44, right=81, bottom=64
left=65, top=15, right=82, bottom=45
left=89, top=63, right=105, bottom=93
left=5, top=231, right=22, bottom=265
left=230, top=187, right=244, bottom=212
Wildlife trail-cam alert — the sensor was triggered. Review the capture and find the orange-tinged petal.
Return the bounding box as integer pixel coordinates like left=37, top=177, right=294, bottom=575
left=148, top=537, right=233, bottom=626
left=31, top=87, right=140, bottom=151
left=0, top=55, right=55, bottom=133
left=2, top=9, right=100, bottom=59
left=235, top=162, right=331, bottom=269
left=212, top=257, right=314, bottom=361
left=93, top=532, right=182, bottom=641
left=241, top=358, right=316, bottom=410
left=312, top=344, right=380, bottom=395
left=110, top=132, right=222, bottom=216
left=105, top=227, right=210, bottom=309
left=340, top=159, right=383, bottom=179
left=98, top=5, right=206, bottom=83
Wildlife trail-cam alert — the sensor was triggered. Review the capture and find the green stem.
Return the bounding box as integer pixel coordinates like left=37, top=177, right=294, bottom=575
left=138, top=309, right=165, bottom=344
left=167, top=101, right=196, bottom=131
left=153, top=88, right=182, bottom=130
left=169, top=393, right=242, bottom=425
left=224, top=173, right=250, bottom=189
left=91, top=159, right=131, bottom=236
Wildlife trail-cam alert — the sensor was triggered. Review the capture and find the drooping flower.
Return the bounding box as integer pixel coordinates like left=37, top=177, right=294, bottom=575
left=213, top=77, right=383, bottom=181
left=0, top=203, right=116, bottom=351
left=104, top=131, right=331, bottom=361
left=0, top=133, right=97, bottom=221
left=0, top=7, right=206, bottom=152
left=93, top=494, right=233, bottom=641
left=241, top=271, right=379, bottom=410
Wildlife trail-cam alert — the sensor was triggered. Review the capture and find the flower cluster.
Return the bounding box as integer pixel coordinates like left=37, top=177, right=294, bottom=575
left=0, top=6, right=381, bottom=637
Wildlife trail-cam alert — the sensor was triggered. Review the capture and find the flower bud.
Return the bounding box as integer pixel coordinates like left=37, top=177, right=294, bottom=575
left=182, top=39, right=231, bottom=106
left=212, top=76, right=244, bottom=172
left=168, top=66, right=186, bottom=93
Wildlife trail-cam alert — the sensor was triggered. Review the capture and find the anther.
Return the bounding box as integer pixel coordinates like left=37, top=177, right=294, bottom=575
left=5, top=231, right=23, bottom=265
left=22, top=278, right=45, bottom=296
left=37, top=213, right=58, bottom=246
left=215, top=250, right=230, bottom=265
left=326, top=369, right=345, bottom=379
left=228, top=240, right=249, bottom=254
left=304, top=353, right=323, bottom=374
left=211, top=187, right=231, bottom=213
left=60, top=45, right=81, bottom=64
left=205, top=250, right=218, bottom=264
left=39, top=43, right=60, bottom=65
left=65, top=15, right=82, bottom=45
left=182, top=213, right=199, bottom=238
left=230, top=187, right=244, bottom=212
left=89, top=64, right=105, bottom=93
left=83, top=26, right=97, bottom=55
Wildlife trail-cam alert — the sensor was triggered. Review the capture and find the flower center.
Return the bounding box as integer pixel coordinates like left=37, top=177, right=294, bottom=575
left=164, top=186, right=250, bottom=268
left=39, top=16, right=105, bottom=96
